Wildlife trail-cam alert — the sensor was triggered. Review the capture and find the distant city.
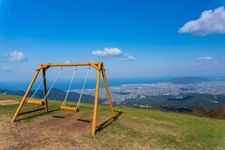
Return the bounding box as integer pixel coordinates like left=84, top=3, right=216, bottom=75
left=1, top=77, right=225, bottom=110
left=72, top=79, right=225, bottom=103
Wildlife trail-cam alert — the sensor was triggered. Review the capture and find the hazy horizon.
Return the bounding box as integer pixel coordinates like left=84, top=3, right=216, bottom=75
left=1, top=76, right=225, bottom=91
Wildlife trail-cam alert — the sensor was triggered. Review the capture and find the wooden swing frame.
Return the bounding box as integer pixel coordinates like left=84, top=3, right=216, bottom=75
left=12, top=62, right=116, bottom=135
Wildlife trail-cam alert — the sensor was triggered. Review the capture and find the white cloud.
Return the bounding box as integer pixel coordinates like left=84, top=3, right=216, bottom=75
left=198, top=56, right=213, bottom=60
left=127, top=55, right=137, bottom=60
left=65, top=61, right=70, bottom=64
left=92, top=47, right=137, bottom=61
left=1, top=66, right=11, bottom=71
left=192, top=56, right=218, bottom=66
left=179, top=6, right=225, bottom=36
left=92, top=47, right=122, bottom=58
left=8, top=51, right=28, bottom=62
left=120, top=54, right=137, bottom=61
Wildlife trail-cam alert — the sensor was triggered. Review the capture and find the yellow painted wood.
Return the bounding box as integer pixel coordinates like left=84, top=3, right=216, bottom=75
left=27, top=99, right=45, bottom=105
left=60, top=105, right=79, bottom=112
left=96, top=114, right=116, bottom=130
left=102, top=69, right=115, bottom=115
left=92, top=68, right=101, bottom=136
left=18, top=108, right=45, bottom=116
left=42, top=69, right=48, bottom=112
left=46, top=62, right=103, bottom=70
left=12, top=69, right=40, bottom=121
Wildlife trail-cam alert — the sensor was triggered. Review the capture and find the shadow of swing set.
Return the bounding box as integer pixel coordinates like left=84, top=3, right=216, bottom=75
left=12, top=62, right=117, bottom=135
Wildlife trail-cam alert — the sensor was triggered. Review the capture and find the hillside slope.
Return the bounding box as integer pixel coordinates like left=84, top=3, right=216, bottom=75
left=0, top=94, right=225, bottom=150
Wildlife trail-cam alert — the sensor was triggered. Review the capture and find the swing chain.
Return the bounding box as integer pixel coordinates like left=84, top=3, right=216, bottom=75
left=62, top=67, right=77, bottom=106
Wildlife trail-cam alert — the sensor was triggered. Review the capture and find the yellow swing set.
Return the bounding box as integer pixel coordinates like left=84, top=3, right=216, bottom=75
left=12, top=62, right=116, bottom=135
left=60, top=66, right=90, bottom=112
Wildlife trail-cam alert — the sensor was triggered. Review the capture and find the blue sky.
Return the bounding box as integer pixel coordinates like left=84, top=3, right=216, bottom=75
left=0, top=0, right=225, bottom=82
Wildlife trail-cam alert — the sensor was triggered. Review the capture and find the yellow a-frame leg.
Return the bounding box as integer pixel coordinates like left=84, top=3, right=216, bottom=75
left=91, top=64, right=116, bottom=135
left=12, top=69, right=41, bottom=121
left=12, top=66, right=49, bottom=121
left=42, top=68, right=48, bottom=112
left=102, top=68, right=115, bottom=115
left=91, top=68, right=101, bottom=135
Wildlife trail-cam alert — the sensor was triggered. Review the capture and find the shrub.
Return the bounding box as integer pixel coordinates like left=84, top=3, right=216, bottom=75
left=192, top=106, right=225, bottom=119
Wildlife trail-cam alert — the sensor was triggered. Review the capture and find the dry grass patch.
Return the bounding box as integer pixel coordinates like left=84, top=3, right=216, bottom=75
left=0, top=99, right=19, bottom=106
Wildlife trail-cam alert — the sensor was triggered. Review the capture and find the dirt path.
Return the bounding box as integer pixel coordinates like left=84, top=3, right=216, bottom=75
left=0, top=112, right=94, bottom=150
left=0, top=100, right=19, bottom=106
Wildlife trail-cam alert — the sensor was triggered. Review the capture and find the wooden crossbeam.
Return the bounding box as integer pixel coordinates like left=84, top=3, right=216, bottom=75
left=96, top=114, right=116, bottom=130
left=18, top=108, right=45, bottom=116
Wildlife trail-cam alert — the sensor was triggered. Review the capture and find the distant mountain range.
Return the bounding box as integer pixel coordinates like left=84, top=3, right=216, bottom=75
left=1, top=77, right=225, bottom=112
left=122, top=93, right=225, bottom=112
left=0, top=88, right=99, bottom=103
left=168, top=77, right=209, bottom=84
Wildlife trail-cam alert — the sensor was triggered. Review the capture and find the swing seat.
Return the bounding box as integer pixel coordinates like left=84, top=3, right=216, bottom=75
left=60, top=105, right=79, bottom=112
left=27, top=99, right=45, bottom=105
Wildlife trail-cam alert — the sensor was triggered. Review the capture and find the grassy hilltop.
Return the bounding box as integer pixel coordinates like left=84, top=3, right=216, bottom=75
left=0, top=94, right=225, bottom=150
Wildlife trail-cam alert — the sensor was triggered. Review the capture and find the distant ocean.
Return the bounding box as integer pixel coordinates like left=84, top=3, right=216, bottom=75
left=0, top=77, right=167, bottom=91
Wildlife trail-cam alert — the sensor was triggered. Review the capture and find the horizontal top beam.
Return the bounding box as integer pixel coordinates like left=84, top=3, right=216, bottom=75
left=37, top=62, right=103, bottom=71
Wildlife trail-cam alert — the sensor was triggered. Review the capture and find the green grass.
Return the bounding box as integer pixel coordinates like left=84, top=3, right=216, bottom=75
left=1, top=94, right=225, bottom=149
